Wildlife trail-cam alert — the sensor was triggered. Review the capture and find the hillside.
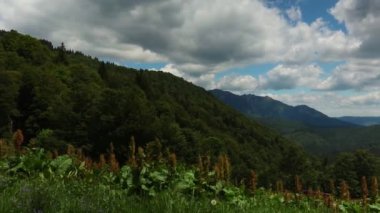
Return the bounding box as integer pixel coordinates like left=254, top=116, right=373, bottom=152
left=0, top=30, right=312, bottom=183
left=284, top=126, right=380, bottom=156
left=210, top=89, right=380, bottom=156
left=210, top=89, right=354, bottom=128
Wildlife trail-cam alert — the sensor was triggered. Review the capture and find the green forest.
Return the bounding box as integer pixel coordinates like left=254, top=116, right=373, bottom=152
left=1, top=30, right=380, bottom=212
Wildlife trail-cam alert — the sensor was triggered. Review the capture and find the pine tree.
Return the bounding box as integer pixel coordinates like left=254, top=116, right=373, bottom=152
left=56, top=42, right=68, bottom=65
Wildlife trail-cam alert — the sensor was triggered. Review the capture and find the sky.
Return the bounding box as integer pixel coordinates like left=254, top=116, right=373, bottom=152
left=1, top=0, right=380, bottom=116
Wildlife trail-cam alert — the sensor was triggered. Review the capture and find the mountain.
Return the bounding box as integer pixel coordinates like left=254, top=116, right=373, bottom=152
left=337, top=116, right=380, bottom=126
left=0, top=30, right=312, bottom=183
left=210, top=89, right=380, bottom=157
left=210, top=89, right=355, bottom=128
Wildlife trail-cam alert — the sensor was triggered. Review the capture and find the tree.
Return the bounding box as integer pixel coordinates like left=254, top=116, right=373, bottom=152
left=98, top=62, right=108, bottom=81
left=333, top=150, right=380, bottom=197
left=0, top=70, right=21, bottom=137
left=55, top=42, right=68, bottom=65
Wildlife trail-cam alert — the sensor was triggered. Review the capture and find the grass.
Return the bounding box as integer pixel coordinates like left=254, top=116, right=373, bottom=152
left=0, top=177, right=332, bottom=213
left=0, top=146, right=373, bottom=212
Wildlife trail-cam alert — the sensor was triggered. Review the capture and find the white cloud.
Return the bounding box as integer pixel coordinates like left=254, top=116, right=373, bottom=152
left=0, top=0, right=357, bottom=74
left=281, top=18, right=360, bottom=63
left=216, top=75, right=259, bottom=94
left=161, top=63, right=216, bottom=89
left=170, top=63, right=324, bottom=93
left=330, top=0, right=380, bottom=58
left=349, top=91, right=380, bottom=105
left=317, top=59, right=380, bottom=91
left=260, top=64, right=323, bottom=90
left=286, top=6, right=302, bottom=22
left=265, top=92, right=380, bottom=116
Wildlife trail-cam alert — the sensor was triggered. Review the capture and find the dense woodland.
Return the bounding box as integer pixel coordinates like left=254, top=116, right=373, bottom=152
left=0, top=30, right=379, bottom=195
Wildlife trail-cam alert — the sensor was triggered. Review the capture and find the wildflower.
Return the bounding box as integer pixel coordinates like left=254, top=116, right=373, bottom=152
left=12, top=129, right=24, bottom=151
left=340, top=180, right=350, bottom=200
left=329, top=179, right=336, bottom=195
left=371, top=176, right=378, bottom=201
left=295, top=175, right=302, bottom=194
left=250, top=170, right=257, bottom=193
left=276, top=180, right=284, bottom=193
left=168, top=153, right=177, bottom=169
left=98, top=154, right=106, bottom=169
left=211, top=199, right=217, bottom=206
left=128, top=136, right=137, bottom=167
left=361, top=176, right=368, bottom=206
left=67, top=144, right=76, bottom=156
left=109, top=153, right=119, bottom=172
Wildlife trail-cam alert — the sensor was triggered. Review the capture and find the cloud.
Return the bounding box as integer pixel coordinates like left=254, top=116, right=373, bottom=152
left=0, top=0, right=166, bottom=62
left=330, top=0, right=380, bottom=58
left=200, top=64, right=323, bottom=93
left=260, top=64, right=323, bottom=90
left=1, top=0, right=379, bottom=115
left=286, top=6, right=302, bottom=22
left=317, top=59, right=380, bottom=91
left=216, top=75, right=259, bottom=94
left=0, top=0, right=357, bottom=74
left=168, top=63, right=324, bottom=93
left=161, top=63, right=216, bottom=89
left=349, top=91, right=380, bottom=106
left=265, top=91, right=380, bottom=116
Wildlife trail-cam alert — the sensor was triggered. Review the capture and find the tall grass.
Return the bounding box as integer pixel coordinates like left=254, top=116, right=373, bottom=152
left=0, top=138, right=379, bottom=212
left=0, top=178, right=332, bottom=213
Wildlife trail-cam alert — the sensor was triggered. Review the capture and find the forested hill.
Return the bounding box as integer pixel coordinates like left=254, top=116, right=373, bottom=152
left=0, top=30, right=310, bottom=183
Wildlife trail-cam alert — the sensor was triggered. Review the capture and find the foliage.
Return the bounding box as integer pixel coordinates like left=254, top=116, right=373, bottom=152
left=0, top=148, right=336, bottom=213
left=0, top=30, right=313, bottom=185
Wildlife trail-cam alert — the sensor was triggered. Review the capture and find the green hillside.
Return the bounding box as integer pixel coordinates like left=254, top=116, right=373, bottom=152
left=0, top=30, right=312, bottom=184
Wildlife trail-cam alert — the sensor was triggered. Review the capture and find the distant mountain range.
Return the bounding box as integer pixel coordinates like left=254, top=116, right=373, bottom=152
left=337, top=116, right=380, bottom=126
left=210, top=89, right=355, bottom=128
left=210, top=89, right=380, bottom=157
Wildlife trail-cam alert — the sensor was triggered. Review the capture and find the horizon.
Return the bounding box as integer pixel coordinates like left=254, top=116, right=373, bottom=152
left=1, top=0, right=379, bottom=116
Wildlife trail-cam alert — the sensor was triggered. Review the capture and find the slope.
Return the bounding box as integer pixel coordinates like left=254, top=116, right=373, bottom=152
left=0, top=30, right=311, bottom=184
left=210, top=89, right=355, bottom=128
left=210, top=89, right=380, bottom=157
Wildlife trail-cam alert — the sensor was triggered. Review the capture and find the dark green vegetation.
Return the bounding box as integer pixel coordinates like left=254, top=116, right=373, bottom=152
left=285, top=125, right=380, bottom=156
left=338, top=116, right=380, bottom=126
left=211, top=89, right=380, bottom=157
left=0, top=30, right=312, bottom=185
left=2, top=30, right=380, bottom=212
left=0, top=143, right=374, bottom=213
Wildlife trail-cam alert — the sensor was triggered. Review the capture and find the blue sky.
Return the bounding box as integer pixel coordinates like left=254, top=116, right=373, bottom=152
left=285, top=0, right=343, bottom=27
left=1, top=0, right=380, bottom=116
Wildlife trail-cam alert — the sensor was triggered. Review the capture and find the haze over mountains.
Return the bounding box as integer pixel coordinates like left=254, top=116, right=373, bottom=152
left=337, top=116, right=380, bottom=126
